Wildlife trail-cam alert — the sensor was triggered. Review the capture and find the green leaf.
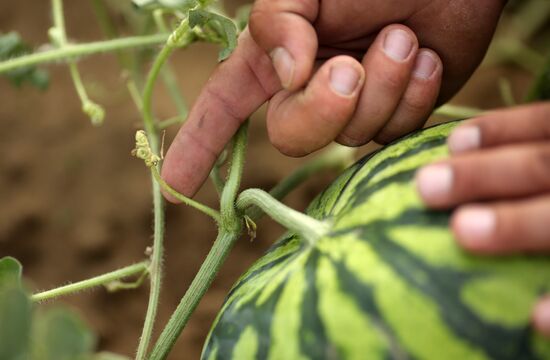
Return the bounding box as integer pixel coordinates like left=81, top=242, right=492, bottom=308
left=0, top=32, right=50, bottom=90
left=188, top=9, right=238, bottom=61
left=0, top=256, right=23, bottom=290
left=33, top=308, right=96, bottom=360
left=0, top=287, right=32, bottom=360
left=527, top=55, right=550, bottom=101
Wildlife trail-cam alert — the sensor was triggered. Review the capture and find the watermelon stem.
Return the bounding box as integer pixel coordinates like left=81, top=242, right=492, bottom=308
left=236, top=188, right=331, bottom=246
left=148, top=123, right=249, bottom=360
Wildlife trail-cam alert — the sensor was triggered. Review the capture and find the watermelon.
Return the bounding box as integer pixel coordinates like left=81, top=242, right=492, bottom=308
left=202, top=121, right=550, bottom=360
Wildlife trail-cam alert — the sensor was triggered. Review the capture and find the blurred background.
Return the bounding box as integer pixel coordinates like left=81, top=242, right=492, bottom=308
left=0, top=0, right=548, bottom=358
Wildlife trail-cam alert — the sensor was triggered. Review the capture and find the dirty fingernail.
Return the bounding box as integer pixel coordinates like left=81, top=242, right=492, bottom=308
left=448, top=126, right=481, bottom=154
left=330, top=63, right=361, bottom=96
left=384, top=29, right=413, bottom=61
left=271, top=47, right=295, bottom=89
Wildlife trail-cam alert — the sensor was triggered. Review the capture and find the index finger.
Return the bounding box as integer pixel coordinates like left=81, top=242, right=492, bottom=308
left=161, top=30, right=280, bottom=200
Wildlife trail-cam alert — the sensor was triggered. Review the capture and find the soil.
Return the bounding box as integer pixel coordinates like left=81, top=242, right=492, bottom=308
left=0, top=1, right=539, bottom=359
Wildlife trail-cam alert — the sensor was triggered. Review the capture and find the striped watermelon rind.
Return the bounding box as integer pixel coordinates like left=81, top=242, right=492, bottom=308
left=202, top=121, right=550, bottom=360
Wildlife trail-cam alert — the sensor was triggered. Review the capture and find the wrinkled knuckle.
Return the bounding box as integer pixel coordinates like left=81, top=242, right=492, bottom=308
left=378, top=71, right=405, bottom=93
left=403, top=93, right=430, bottom=115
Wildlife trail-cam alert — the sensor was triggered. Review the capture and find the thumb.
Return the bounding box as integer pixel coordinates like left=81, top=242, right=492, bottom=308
left=249, top=0, right=319, bottom=91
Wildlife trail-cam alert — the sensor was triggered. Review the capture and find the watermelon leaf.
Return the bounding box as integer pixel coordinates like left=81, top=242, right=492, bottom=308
left=32, top=308, right=96, bottom=360
left=188, top=9, right=238, bottom=61
left=0, top=286, right=32, bottom=360
left=0, top=256, right=23, bottom=289
left=0, top=32, right=50, bottom=90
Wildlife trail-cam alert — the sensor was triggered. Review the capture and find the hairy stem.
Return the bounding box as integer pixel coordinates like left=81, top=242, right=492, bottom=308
left=136, top=20, right=194, bottom=360
left=149, top=123, right=249, bottom=359
left=220, top=123, right=248, bottom=230
left=151, top=167, right=221, bottom=223
left=148, top=230, right=240, bottom=360
left=31, top=262, right=149, bottom=302
left=0, top=34, right=169, bottom=74
left=52, top=0, right=104, bottom=125
left=154, top=10, right=189, bottom=119
left=238, top=189, right=330, bottom=246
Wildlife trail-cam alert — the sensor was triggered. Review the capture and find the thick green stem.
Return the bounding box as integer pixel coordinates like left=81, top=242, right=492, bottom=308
left=136, top=20, right=194, bottom=360
left=148, top=230, right=240, bottom=360
left=220, top=123, right=248, bottom=230
left=247, top=145, right=355, bottom=222
left=31, top=262, right=149, bottom=302
left=238, top=189, right=330, bottom=246
left=149, top=123, right=249, bottom=360
left=0, top=34, right=169, bottom=75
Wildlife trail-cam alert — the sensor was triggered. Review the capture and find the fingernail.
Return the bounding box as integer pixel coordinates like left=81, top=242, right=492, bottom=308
left=454, top=206, right=496, bottom=245
left=448, top=126, right=481, bottom=154
left=330, top=63, right=361, bottom=96
left=534, top=297, right=550, bottom=338
left=416, top=164, right=453, bottom=203
left=383, top=29, right=413, bottom=61
left=271, top=47, right=295, bottom=88
left=413, top=50, right=437, bottom=79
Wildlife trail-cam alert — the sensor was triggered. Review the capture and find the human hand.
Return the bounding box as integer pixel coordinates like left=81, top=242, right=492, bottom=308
left=415, top=102, right=550, bottom=337
left=162, top=0, right=505, bottom=198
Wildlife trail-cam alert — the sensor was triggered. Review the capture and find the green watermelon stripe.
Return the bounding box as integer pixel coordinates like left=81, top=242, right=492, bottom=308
left=202, top=281, right=287, bottom=360
left=367, top=227, right=538, bottom=360
left=324, top=155, right=372, bottom=217
left=330, top=208, right=450, bottom=238
left=331, top=258, right=410, bottom=359
left=203, top=121, right=550, bottom=360
left=225, top=251, right=297, bottom=303
left=298, top=251, right=333, bottom=358
left=340, top=137, right=447, bottom=215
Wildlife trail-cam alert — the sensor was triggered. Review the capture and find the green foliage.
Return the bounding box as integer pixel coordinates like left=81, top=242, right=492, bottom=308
left=0, top=257, right=130, bottom=360
left=0, top=257, right=31, bottom=360
left=0, top=32, right=49, bottom=89
left=32, top=309, right=95, bottom=360
left=189, top=9, right=237, bottom=61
